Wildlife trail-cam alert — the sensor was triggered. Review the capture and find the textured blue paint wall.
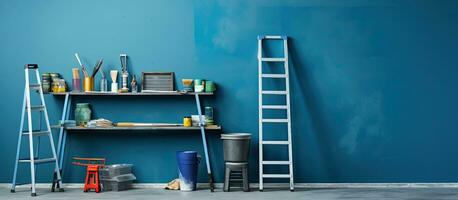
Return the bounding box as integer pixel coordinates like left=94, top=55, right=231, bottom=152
left=1, top=0, right=458, bottom=183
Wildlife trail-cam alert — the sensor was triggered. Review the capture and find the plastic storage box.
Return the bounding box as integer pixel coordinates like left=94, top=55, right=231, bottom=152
left=100, top=164, right=133, bottom=179
left=101, top=174, right=136, bottom=191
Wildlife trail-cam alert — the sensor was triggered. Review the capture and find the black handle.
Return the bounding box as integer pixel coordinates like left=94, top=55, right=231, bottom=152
left=25, top=64, right=38, bottom=69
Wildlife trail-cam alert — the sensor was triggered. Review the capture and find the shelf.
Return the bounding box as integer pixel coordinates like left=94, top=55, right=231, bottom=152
left=59, top=125, right=221, bottom=132
left=51, top=91, right=213, bottom=96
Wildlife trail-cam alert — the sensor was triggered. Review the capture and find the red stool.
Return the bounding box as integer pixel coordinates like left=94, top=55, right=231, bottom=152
left=84, top=164, right=102, bottom=193
left=73, top=157, right=106, bottom=193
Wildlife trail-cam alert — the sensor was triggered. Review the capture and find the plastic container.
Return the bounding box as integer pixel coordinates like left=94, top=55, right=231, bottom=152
left=100, top=164, right=133, bottom=179
left=176, top=151, right=200, bottom=191
left=221, top=133, right=251, bottom=162
left=101, top=173, right=136, bottom=191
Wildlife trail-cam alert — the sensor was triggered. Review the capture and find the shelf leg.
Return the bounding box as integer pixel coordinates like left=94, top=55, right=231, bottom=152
left=53, top=94, right=70, bottom=191
left=194, top=93, right=214, bottom=192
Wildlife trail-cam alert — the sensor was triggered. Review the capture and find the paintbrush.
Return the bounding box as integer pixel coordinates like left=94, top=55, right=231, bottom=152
left=91, top=58, right=103, bottom=77
left=74, top=53, right=89, bottom=77
left=110, top=70, right=118, bottom=83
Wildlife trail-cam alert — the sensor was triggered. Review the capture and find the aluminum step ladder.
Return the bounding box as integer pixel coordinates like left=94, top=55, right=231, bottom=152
left=11, top=64, right=64, bottom=196
left=257, top=35, right=294, bottom=191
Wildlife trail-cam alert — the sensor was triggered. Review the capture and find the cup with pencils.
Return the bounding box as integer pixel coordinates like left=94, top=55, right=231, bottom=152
left=74, top=53, right=103, bottom=92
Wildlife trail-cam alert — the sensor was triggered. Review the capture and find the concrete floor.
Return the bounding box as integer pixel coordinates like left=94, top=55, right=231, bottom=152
left=2, top=187, right=458, bottom=200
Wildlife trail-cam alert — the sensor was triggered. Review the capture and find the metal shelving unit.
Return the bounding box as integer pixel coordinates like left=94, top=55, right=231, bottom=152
left=51, top=91, right=218, bottom=192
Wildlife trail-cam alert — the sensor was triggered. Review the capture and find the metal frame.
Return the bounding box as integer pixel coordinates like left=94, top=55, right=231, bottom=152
left=258, top=35, right=294, bottom=191
left=53, top=92, right=214, bottom=192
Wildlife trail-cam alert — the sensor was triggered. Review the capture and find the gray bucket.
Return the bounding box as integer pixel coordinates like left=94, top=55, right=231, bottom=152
left=221, top=133, right=251, bottom=162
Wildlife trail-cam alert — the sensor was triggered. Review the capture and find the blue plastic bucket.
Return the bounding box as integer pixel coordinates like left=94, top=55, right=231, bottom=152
left=176, top=151, right=200, bottom=191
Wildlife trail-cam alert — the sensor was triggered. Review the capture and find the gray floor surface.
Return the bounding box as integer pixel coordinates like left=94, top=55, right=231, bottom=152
left=2, top=187, right=458, bottom=200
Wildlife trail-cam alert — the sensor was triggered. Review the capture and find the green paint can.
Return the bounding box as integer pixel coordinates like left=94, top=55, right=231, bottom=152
left=205, top=81, right=216, bottom=92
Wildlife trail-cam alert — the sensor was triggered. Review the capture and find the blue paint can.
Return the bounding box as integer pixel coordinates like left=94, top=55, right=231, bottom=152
left=176, top=151, right=200, bottom=191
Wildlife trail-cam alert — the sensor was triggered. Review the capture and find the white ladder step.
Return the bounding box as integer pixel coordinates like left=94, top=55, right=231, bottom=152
left=18, top=158, right=56, bottom=164
left=262, top=105, right=287, bottom=109
left=263, top=174, right=291, bottom=178
left=261, top=58, right=286, bottom=62
left=262, top=90, right=287, bottom=95
left=26, top=105, right=45, bottom=112
left=262, top=161, right=290, bottom=165
left=29, top=84, right=41, bottom=90
left=264, top=35, right=285, bottom=40
left=22, top=130, right=50, bottom=136
left=262, top=74, right=286, bottom=78
left=262, top=119, right=288, bottom=123
left=262, top=141, right=290, bottom=145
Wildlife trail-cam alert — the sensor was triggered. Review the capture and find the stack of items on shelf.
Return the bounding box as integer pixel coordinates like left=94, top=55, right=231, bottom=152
left=69, top=52, right=217, bottom=94
left=87, top=118, right=113, bottom=128
left=42, top=72, right=67, bottom=93
left=100, top=164, right=136, bottom=191
left=181, top=78, right=216, bottom=93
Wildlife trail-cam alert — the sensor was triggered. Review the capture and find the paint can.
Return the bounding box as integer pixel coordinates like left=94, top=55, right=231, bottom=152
left=194, top=79, right=204, bottom=92
left=176, top=151, right=200, bottom=191
left=183, top=116, right=192, bottom=127
left=205, top=81, right=216, bottom=92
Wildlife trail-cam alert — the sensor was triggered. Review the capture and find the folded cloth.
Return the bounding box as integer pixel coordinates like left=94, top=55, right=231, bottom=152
left=164, top=178, right=180, bottom=190
left=87, top=118, right=113, bottom=128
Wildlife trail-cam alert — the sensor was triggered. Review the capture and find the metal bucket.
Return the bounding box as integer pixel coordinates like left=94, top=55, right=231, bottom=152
left=221, top=133, right=251, bottom=163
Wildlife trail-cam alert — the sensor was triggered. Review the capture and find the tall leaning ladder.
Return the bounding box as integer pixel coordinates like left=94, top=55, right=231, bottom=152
left=11, top=64, right=64, bottom=196
left=258, top=35, right=294, bottom=191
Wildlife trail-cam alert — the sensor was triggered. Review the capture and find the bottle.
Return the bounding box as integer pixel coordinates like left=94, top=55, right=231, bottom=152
left=100, top=77, right=108, bottom=92
left=131, top=75, right=137, bottom=93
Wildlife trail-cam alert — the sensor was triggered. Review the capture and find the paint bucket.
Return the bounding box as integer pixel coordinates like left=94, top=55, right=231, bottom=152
left=183, top=116, right=192, bottom=127
left=221, top=133, right=251, bottom=162
left=176, top=151, right=200, bottom=191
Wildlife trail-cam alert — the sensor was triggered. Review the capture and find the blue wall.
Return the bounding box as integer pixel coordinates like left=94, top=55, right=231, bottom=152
left=1, top=0, right=458, bottom=183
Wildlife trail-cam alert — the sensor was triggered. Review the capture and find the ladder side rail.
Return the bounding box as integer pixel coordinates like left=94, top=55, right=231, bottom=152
left=25, top=68, right=37, bottom=195
left=258, top=37, right=264, bottom=191
left=11, top=89, right=27, bottom=191
left=283, top=38, right=294, bottom=190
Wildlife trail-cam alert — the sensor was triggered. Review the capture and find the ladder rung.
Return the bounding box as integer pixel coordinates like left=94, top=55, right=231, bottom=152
left=262, top=174, right=291, bottom=178
left=262, top=119, right=288, bottom=123
left=262, top=105, right=287, bottom=109
left=260, top=58, right=286, bottom=62
left=19, top=158, right=56, bottom=164
left=262, top=91, right=287, bottom=95
left=264, top=35, right=285, bottom=39
left=22, top=130, right=50, bottom=136
left=262, top=161, right=290, bottom=165
left=262, top=74, right=286, bottom=78
left=26, top=105, right=45, bottom=112
left=262, top=141, right=289, bottom=145
left=29, top=84, right=41, bottom=89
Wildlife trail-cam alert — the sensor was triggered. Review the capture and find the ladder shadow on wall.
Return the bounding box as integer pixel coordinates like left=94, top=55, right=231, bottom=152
left=288, top=38, right=339, bottom=180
